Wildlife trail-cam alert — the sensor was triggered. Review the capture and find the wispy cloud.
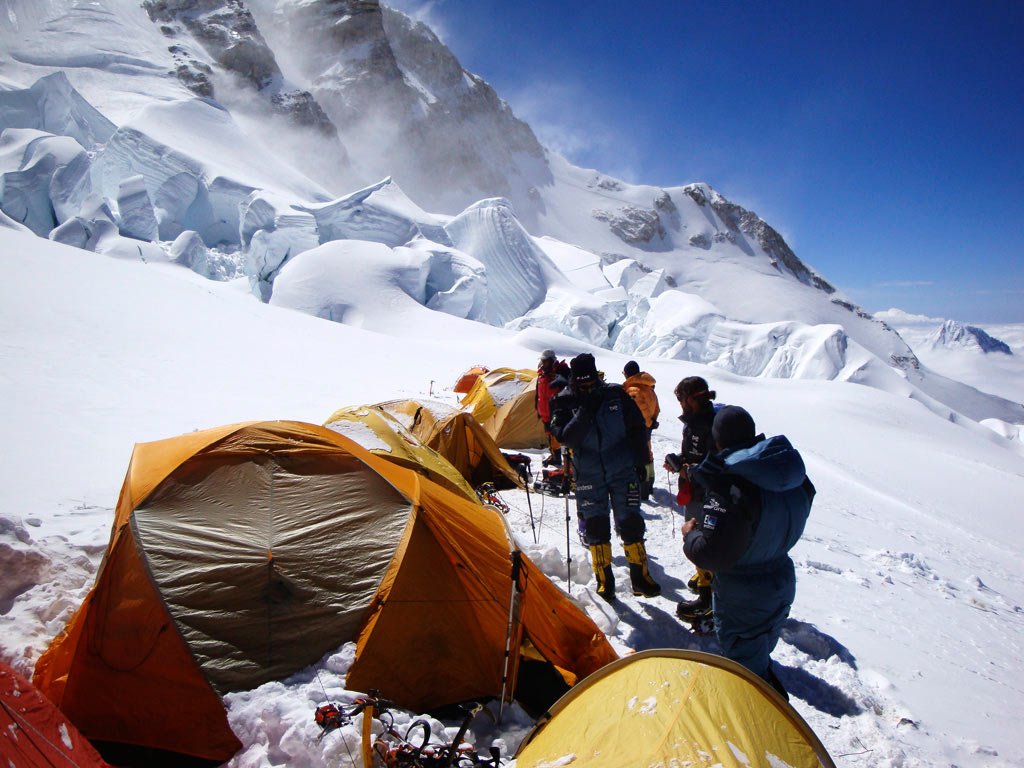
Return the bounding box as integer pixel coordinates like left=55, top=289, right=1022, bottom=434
left=501, top=80, right=643, bottom=182
left=876, top=280, right=936, bottom=288
left=971, top=287, right=1024, bottom=296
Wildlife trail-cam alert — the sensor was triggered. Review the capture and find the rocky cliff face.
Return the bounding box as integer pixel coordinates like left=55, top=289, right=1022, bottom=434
left=683, top=183, right=834, bottom=293
left=143, top=0, right=337, bottom=135
left=258, top=0, right=551, bottom=213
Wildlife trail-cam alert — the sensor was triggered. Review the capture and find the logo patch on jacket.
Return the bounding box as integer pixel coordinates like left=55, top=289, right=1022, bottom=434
left=703, top=514, right=718, bottom=530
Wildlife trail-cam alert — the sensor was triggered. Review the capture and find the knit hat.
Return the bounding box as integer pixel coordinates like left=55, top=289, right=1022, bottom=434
left=623, top=360, right=640, bottom=378
left=540, top=349, right=556, bottom=362
left=569, top=353, right=599, bottom=384
left=712, top=405, right=756, bottom=450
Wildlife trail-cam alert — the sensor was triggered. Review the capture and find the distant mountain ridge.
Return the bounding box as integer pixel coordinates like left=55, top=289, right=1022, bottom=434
left=1, top=0, right=1022, bottom=429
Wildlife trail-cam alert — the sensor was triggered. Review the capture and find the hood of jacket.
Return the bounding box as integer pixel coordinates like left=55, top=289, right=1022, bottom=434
left=721, top=435, right=805, bottom=492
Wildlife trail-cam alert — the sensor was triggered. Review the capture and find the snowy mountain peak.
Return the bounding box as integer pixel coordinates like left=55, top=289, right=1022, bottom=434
left=930, top=319, right=1013, bottom=354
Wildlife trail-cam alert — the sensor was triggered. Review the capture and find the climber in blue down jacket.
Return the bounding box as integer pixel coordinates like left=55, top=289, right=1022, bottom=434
left=550, top=352, right=660, bottom=602
left=683, top=405, right=815, bottom=699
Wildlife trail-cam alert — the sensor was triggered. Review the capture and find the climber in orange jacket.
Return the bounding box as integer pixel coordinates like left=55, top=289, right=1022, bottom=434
left=622, top=360, right=660, bottom=499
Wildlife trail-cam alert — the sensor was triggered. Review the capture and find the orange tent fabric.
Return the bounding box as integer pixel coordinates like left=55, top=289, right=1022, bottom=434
left=0, top=660, right=111, bottom=767
left=35, top=421, right=616, bottom=763
left=454, top=365, right=489, bottom=394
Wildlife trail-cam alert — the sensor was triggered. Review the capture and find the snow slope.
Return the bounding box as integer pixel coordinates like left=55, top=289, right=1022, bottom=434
left=3, top=227, right=1024, bottom=767
left=1, top=2, right=1023, bottom=765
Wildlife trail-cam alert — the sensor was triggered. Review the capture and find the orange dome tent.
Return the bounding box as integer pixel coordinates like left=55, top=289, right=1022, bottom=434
left=34, top=421, right=618, bottom=763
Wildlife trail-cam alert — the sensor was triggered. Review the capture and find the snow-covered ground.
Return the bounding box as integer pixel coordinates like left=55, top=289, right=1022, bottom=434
left=2, top=1, right=1023, bottom=765
left=2, top=226, right=1023, bottom=767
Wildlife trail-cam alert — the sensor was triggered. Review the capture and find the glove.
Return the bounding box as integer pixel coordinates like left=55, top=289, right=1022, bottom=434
left=651, top=419, right=660, bottom=430
left=676, top=477, right=694, bottom=505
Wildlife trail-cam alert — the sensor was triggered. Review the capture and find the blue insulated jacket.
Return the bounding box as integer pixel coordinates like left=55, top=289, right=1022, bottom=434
left=550, top=383, right=648, bottom=485
left=685, top=435, right=812, bottom=574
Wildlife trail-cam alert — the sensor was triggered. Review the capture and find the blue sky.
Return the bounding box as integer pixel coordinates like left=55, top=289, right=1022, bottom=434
left=390, top=1, right=1023, bottom=324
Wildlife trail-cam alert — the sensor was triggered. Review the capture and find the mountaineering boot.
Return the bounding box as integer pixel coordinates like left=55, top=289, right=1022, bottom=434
left=588, top=542, right=615, bottom=602
left=675, top=586, right=712, bottom=620
left=623, top=541, right=661, bottom=597
left=686, top=568, right=714, bottom=594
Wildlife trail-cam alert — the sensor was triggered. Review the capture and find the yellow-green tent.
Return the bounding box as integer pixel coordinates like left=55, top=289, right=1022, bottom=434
left=515, top=649, right=836, bottom=768
left=459, top=367, right=546, bottom=450
left=324, top=404, right=477, bottom=501
left=376, top=399, right=524, bottom=490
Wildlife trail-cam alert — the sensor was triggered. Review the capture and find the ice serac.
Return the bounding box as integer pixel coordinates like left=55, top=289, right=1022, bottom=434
left=929, top=320, right=1012, bottom=355
left=396, top=239, right=487, bottom=321
left=445, top=198, right=548, bottom=327
left=240, top=191, right=319, bottom=301
left=611, top=289, right=849, bottom=380
left=0, top=129, right=91, bottom=236
left=298, top=178, right=452, bottom=249
left=0, top=72, right=116, bottom=151
left=268, top=239, right=466, bottom=335
left=117, top=174, right=159, bottom=241
left=90, top=104, right=284, bottom=246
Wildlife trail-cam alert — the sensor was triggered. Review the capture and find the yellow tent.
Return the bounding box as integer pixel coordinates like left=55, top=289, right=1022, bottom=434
left=376, top=399, right=524, bottom=490
left=516, top=649, right=836, bottom=768
left=324, top=404, right=477, bottom=500
left=34, top=421, right=618, bottom=763
left=459, top=367, right=547, bottom=450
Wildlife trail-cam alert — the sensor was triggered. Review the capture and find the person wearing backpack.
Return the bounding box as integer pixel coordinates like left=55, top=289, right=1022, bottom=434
left=682, top=405, right=814, bottom=699
left=535, top=349, right=571, bottom=467
left=663, top=376, right=718, bottom=625
left=622, top=360, right=660, bottom=500
left=550, top=353, right=661, bottom=602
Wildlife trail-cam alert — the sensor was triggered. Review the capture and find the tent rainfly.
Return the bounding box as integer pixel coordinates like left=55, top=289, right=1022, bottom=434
left=0, top=661, right=111, bottom=768
left=34, top=421, right=618, bottom=763
left=453, top=365, right=489, bottom=394
left=515, top=649, right=837, bottom=768
left=323, top=404, right=479, bottom=501
left=459, top=367, right=547, bottom=450
left=375, top=399, right=524, bottom=490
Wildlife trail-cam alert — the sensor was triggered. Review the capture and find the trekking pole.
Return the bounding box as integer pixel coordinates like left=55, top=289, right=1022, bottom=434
left=668, top=470, right=676, bottom=538
left=524, top=484, right=538, bottom=544
left=564, top=493, right=571, bottom=595
left=498, top=550, right=523, bottom=723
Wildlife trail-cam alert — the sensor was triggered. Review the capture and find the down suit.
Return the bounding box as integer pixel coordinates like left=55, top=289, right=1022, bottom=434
left=685, top=433, right=814, bottom=684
